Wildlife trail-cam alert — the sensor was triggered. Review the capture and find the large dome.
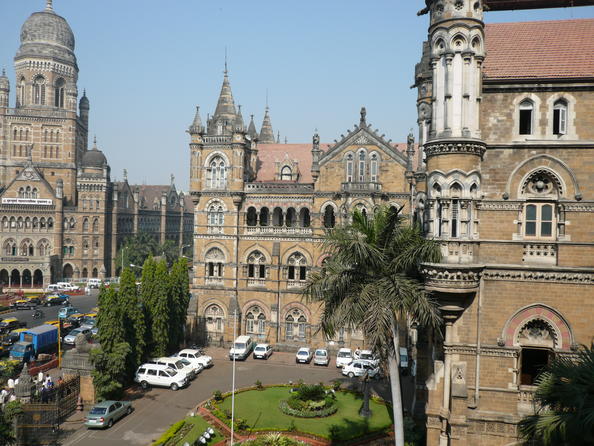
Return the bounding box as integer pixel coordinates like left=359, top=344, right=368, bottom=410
left=16, top=8, right=76, bottom=65
left=82, top=148, right=107, bottom=168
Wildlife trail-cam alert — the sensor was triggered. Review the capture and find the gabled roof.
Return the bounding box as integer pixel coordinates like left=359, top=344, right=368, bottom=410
left=0, top=161, right=56, bottom=199
left=484, top=19, right=594, bottom=81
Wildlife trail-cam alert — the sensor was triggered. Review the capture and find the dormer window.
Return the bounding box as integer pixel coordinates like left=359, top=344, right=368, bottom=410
left=519, top=100, right=534, bottom=135
left=553, top=100, right=567, bottom=136
left=280, top=166, right=292, bottom=181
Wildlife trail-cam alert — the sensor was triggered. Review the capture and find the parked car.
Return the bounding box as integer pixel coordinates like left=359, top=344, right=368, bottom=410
left=87, top=278, right=102, bottom=289
left=175, top=349, right=213, bottom=368
left=45, top=294, right=69, bottom=306
left=295, top=347, right=313, bottom=364
left=228, top=335, right=254, bottom=361
left=135, top=363, right=187, bottom=390
left=358, top=350, right=380, bottom=367
left=252, top=344, right=273, bottom=360
left=342, top=360, right=381, bottom=379
left=2, top=328, right=27, bottom=347
left=84, top=400, right=133, bottom=429
left=336, top=348, right=353, bottom=368
left=57, top=282, right=80, bottom=292
left=147, top=357, right=195, bottom=381
left=63, top=327, right=92, bottom=345
left=313, top=348, right=330, bottom=366
left=46, top=284, right=60, bottom=293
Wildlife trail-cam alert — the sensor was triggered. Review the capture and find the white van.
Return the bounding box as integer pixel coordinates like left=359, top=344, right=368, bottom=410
left=135, top=363, right=187, bottom=390
left=57, top=282, right=80, bottom=292
left=228, top=335, right=254, bottom=361
left=146, top=357, right=196, bottom=380
left=46, top=284, right=60, bottom=293
left=87, top=278, right=102, bottom=289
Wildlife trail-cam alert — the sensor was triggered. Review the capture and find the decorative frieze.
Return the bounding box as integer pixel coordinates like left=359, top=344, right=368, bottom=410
left=483, top=268, right=594, bottom=284
left=421, top=263, right=483, bottom=291
left=477, top=201, right=522, bottom=211
left=424, top=141, right=487, bottom=159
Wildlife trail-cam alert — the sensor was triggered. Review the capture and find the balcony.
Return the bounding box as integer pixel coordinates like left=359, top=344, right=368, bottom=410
left=202, top=135, right=232, bottom=144
left=341, top=182, right=382, bottom=193
left=204, top=277, right=223, bottom=286
left=517, top=385, right=537, bottom=416
left=287, top=280, right=306, bottom=289
left=247, top=278, right=266, bottom=287
left=245, top=226, right=312, bottom=235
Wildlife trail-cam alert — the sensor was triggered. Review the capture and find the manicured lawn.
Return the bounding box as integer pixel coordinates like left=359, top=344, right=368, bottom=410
left=176, top=416, right=224, bottom=446
left=218, top=387, right=392, bottom=441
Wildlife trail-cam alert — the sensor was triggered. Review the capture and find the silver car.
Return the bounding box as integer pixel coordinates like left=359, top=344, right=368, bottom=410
left=313, top=348, right=330, bottom=366
left=84, top=400, right=132, bottom=429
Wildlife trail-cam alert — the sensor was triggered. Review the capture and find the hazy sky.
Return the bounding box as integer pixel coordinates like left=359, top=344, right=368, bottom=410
left=1, top=1, right=592, bottom=189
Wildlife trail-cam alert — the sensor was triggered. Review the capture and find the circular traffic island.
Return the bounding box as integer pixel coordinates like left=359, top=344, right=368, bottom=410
left=279, top=383, right=338, bottom=418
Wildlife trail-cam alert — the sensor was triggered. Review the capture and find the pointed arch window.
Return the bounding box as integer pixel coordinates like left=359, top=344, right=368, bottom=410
left=450, top=183, right=462, bottom=238
left=287, top=252, right=307, bottom=285
left=280, top=166, right=292, bottom=181
left=246, top=306, right=267, bottom=335
left=33, top=76, right=46, bottom=105
left=247, top=251, right=266, bottom=280
left=207, top=156, right=227, bottom=189
left=54, top=78, right=65, bottom=108
left=205, top=247, right=225, bottom=281
left=370, top=153, right=379, bottom=182
left=519, top=100, right=534, bottom=135
left=285, top=308, right=307, bottom=340
left=17, top=77, right=25, bottom=107
left=92, top=218, right=99, bottom=233
left=205, top=304, right=224, bottom=333
left=345, top=154, right=354, bottom=182
left=82, top=218, right=89, bottom=232
left=553, top=99, right=567, bottom=136
left=323, top=205, right=336, bottom=229
left=358, top=150, right=366, bottom=182
left=207, top=202, right=224, bottom=233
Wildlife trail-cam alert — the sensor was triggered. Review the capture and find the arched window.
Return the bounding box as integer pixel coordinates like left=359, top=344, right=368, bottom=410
left=358, top=150, right=366, bottom=182
left=246, top=207, right=258, bottom=227
left=47, top=217, right=53, bottom=229
left=450, top=183, right=462, bottom=238
left=370, top=153, right=379, bottom=182
left=69, top=217, right=75, bottom=229
left=92, top=218, right=99, bottom=232
left=31, top=188, right=38, bottom=199
left=18, top=187, right=24, bottom=198
left=280, top=166, right=292, bottom=181
left=259, top=207, right=269, bottom=227
left=285, top=308, right=307, bottom=340
left=285, top=208, right=296, bottom=228
left=3, top=239, right=16, bottom=256
left=207, top=203, right=224, bottom=232
left=33, top=76, right=46, bottom=105
left=205, top=304, right=224, bottom=332
left=323, top=205, right=336, bottom=229
left=82, top=218, right=89, bottom=232
left=17, top=77, right=25, bottom=107
left=287, top=252, right=307, bottom=285
left=246, top=306, right=266, bottom=335
left=553, top=99, right=567, bottom=136
left=247, top=251, right=266, bottom=280
left=519, top=100, right=534, bottom=135
left=37, top=239, right=50, bottom=256
left=517, top=319, right=556, bottom=385
left=54, top=78, right=65, bottom=108
left=207, top=156, right=227, bottom=189
left=205, top=248, right=225, bottom=281
left=345, top=154, right=354, bottom=182
left=272, top=207, right=284, bottom=227
left=25, top=186, right=31, bottom=198
left=299, top=208, right=310, bottom=228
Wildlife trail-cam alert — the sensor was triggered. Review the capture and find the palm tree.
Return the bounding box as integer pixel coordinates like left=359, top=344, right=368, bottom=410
left=519, top=343, right=594, bottom=446
left=303, top=206, right=441, bottom=446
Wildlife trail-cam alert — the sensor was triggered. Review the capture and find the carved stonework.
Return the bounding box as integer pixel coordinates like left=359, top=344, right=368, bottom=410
left=424, top=141, right=486, bottom=159
left=518, top=319, right=557, bottom=348
left=421, top=263, right=483, bottom=291
left=451, top=362, right=468, bottom=398
left=483, top=268, right=594, bottom=284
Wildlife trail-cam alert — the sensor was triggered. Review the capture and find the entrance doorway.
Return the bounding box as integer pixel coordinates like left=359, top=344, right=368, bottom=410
left=520, top=348, right=553, bottom=385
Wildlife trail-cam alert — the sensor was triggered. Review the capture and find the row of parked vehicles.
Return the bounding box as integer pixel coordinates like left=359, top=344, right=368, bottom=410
left=133, top=349, right=214, bottom=391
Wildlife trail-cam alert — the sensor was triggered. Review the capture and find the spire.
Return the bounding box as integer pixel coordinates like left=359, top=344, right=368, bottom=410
left=92, top=135, right=98, bottom=150
left=210, top=67, right=238, bottom=135
left=234, top=104, right=245, bottom=131
left=276, top=131, right=280, bottom=143
left=46, top=0, right=54, bottom=12
left=259, top=106, right=275, bottom=144
left=247, top=114, right=258, bottom=140
left=359, top=107, right=367, bottom=127
left=188, top=106, right=203, bottom=134
left=406, top=130, right=415, bottom=173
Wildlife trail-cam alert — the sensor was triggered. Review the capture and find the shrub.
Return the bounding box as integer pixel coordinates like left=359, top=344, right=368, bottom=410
left=294, top=383, right=326, bottom=402
left=287, top=419, right=297, bottom=432
left=235, top=417, right=249, bottom=430
left=255, top=379, right=264, bottom=390
left=153, top=419, right=185, bottom=445
left=279, top=399, right=338, bottom=418
left=331, top=379, right=342, bottom=391
left=213, top=389, right=223, bottom=401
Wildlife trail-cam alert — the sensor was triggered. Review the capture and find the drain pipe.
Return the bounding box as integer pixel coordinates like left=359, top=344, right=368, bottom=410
left=472, top=276, right=484, bottom=408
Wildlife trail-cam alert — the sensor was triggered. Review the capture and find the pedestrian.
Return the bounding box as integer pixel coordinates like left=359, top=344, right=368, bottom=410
left=8, top=392, right=16, bottom=402
left=7, top=378, right=14, bottom=390
left=354, top=346, right=361, bottom=359
left=37, top=371, right=44, bottom=384
left=57, top=377, right=64, bottom=387
left=41, top=387, right=48, bottom=403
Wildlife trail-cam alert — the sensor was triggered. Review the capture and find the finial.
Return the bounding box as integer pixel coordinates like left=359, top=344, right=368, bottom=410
left=170, top=173, right=175, bottom=185
left=360, top=107, right=367, bottom=126
left=123, top=169, right=128, bottom=181
left=277, top=131, right=280, bottom=143
left=46, top=0, right=53, bottom=11
left=93, top=135, right=97, bottom=149
left=224, top=47, right=228, bottom=75
left=1, top=68, right=5, bottom=77
left=284, top=136, right=288, bottom=144
left=83, top=89, right=87, bottom=97
left=265, top=89, right=269, bottom=109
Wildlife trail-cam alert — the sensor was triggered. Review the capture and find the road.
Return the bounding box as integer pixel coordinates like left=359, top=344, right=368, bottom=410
left=58, top=349, right=388, bottom=446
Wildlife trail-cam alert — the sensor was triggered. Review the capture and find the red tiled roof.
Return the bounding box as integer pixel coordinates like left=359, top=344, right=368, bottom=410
left=255, top=142, right=410, bottom=184
left=484, top=19, right=594, bottom=80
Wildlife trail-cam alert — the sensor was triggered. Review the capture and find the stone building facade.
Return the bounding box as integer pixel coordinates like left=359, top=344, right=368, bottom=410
left=412, top=1, right=594, bottom=444
left=0, top=1, right=192, bottom=289
left=189, top=71, right=417, bottom=348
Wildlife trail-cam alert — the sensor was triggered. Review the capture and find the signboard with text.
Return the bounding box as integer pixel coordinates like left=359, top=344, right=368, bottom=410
left=1, top=198, right=53, bottom=205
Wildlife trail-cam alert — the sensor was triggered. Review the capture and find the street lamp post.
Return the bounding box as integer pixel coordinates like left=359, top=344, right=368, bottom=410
left=230, top=309, right=237, bottom=446
left=179, top=243, right=191, bottom=257
left=120, top=246, right=127, bottom=275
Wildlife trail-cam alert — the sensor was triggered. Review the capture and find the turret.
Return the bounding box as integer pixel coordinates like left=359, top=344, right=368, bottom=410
left=79, top=90, right=89, bottom=129
left=311, top=132, right=321, bottom=182
left=188, top=106, right=204, bottom=135
left=0, top=69, right=9, bottom=108
left=207, top=68, right=238, bottom=136
left=259, top=106, right=275, bottom=144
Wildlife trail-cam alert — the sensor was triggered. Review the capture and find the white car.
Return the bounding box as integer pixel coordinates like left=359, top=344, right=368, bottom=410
left=313, top=348, right=330, bottom=366
left=253, top=344, right=273, bottom=360
left=175, top=349, right=213, bottom=369
left=135, top=364, right=187, bottom=390
left=358, top=350, right=380, bottom=367
left=342, top=360, right=381, bottom=379
left=295, top=347, right=312, bottom=364
left=336, top=348, right=353, bottom=368
left=147, top=357, right=195, bottom=381
left=178, top=357, right=203, bottom=375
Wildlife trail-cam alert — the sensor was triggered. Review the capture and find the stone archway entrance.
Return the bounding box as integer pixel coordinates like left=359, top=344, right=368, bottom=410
left=10, top=269, right=20, bottom=287
left=63, top=264, right=73, bottom=280
left=22, top=269, right=32, bottom=287
left=33, top=269, right=43, bottom=287
left=0, top=269, right=8, bottom=287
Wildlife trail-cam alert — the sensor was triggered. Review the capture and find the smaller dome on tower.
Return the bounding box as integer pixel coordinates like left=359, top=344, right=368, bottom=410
left=82, top=138, right=107, bottom=168
left=79, top=90, right=89, bottom=110
left=0, top=69, right=9, bottom=90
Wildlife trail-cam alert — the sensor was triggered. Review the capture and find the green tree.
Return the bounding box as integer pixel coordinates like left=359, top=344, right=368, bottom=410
left=304, top=206, right=441, bottom=446
left=119, top=267, right=147, bottom=377
left=149, top=259, right=171, bottom=357
left=116, top=233, right=159, bottom=275
left=140, top=256, right=158, bottom=353
left=0, top=401, right=22, bottom=445
left=519, top=343, right=594, bottom=446
left=168, top=258, right=191, bottom=352
left=93, top=286, right=130, bottom=399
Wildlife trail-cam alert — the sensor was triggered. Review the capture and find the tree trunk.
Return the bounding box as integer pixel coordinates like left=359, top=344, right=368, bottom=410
left=390, top=323, right=405, bottom=446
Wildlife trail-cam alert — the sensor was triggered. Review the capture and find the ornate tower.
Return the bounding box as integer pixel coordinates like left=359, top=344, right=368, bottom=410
left=0, top=70, right=9, bottom=109
left=421, top=0, right=485, bottom=257
left=258, top=106, right=275, bottom=144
